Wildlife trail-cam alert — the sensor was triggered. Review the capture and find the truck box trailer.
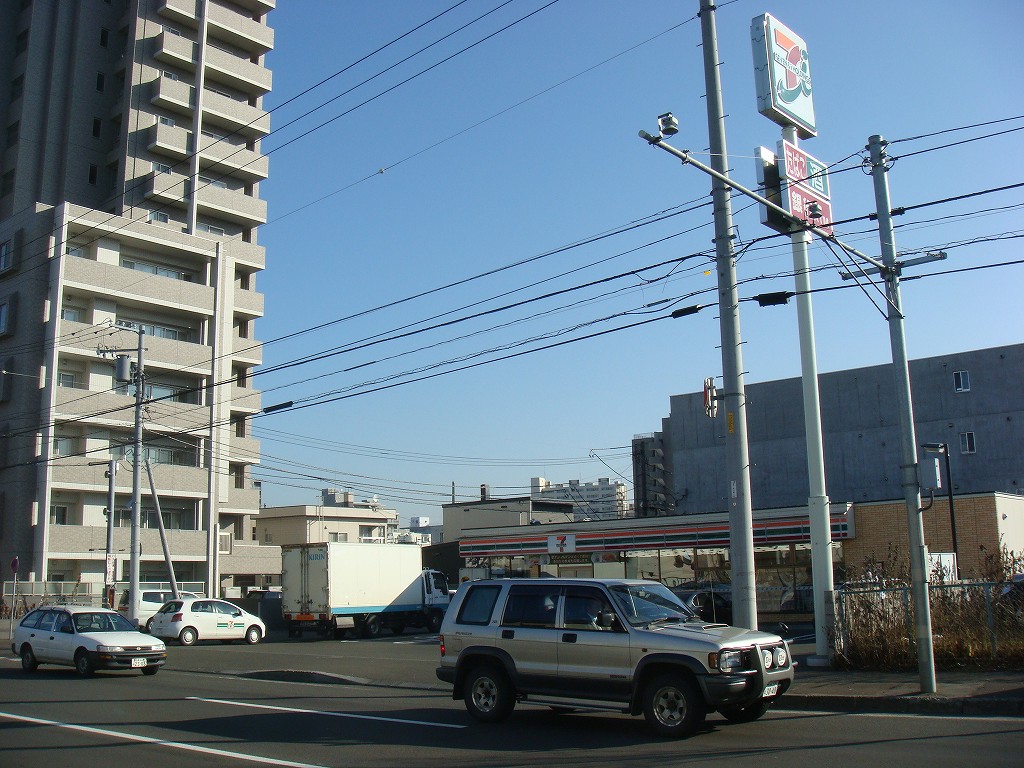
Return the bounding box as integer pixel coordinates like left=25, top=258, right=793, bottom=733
left=281, top=542, right=450, bottom=638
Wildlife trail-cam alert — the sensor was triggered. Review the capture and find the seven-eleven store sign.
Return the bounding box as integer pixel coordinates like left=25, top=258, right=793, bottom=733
left=780, top=139, right=833, bottom=236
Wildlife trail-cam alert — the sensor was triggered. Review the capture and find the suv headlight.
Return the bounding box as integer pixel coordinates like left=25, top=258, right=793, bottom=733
left=714, top=649, right=744, bottom=672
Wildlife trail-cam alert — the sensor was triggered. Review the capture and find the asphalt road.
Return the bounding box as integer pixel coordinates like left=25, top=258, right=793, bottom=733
left=1, top=632, right=1021, bottom=767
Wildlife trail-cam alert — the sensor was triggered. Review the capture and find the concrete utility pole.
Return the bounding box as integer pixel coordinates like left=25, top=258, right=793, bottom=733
left=699, top=0, right=757, bottom=629
left=867, top=134, right=936, bottom=693
left=128, top=328, right=145, bottom=627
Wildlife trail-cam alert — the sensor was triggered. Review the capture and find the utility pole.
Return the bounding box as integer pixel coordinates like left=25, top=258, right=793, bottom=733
left=868, top=134, right=936, bottom=693
left=99, top=326, right=145, bottom=626
left=699, top=0, right=757, bottom=629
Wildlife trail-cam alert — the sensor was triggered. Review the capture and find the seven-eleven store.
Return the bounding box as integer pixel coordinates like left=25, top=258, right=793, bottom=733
left=456, top=505, right=853, bottom=612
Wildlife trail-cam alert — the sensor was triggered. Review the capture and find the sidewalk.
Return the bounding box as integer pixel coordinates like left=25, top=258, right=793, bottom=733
left=783, top=651, right=1024, bottom=717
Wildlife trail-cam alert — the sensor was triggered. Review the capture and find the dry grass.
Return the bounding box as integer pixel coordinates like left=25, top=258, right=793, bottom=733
left=833, top=544, right=1024, bottom=670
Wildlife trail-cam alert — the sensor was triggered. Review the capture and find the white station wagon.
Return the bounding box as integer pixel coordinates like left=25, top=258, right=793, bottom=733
left=149, top=597, right=265, bottom=646
left=12, top=605, right=166, bottom=676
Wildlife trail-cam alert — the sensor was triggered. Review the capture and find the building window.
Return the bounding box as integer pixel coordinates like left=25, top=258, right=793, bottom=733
left=52, top=436, right=76, bottom=456
left=1, top=170, right=15, bottom=196
left=198, top=175, right=228, bottom=189
left=218, top=531, right=232, bottom=554
left=158, top=115, right=175, bottom=127
left=196, top=222, right=225, bottom=236
left=959, top=432, right=976, bottom=454
left=162, top=70, right=179, bottom=82
left=10, top=76, right=23, bottom=100
left=99, top=28, right=109, bottom=47
left=116, top=318, right=191, bottom=342
left=57, top=371, right=78, bottom=388
left=953, top=370, right=970, bottom=393
left=0, top=240, right=12, bottom=272
left=122, top=257, right=193, bottom=282
left=263, top=531, right=272, bottom=544
left=15, top=30, right=28, bottom=54
left=148, top=210, right=169, bottom=224
left=152, top=162, right=172, bottom=175
left=49, top=505, right=69, bottom=525
left=231, top=464, right=245, bottom=489
left=0, top=299, right=10, bottom=335
left=233, top=415, right=246, bottom=438
left=60, top=306, right=84, bottom=322
left=328, top=532, right=348, bottom=543
left=95, top=72, right=105, bottom=92
left=6, top=121, right=19, bottom=148
left=92, top=117, right=102, bottom=138
left=88, top=165, right=98, bottom=185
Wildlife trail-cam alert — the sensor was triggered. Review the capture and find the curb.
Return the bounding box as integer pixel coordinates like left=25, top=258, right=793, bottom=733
left=780, top=693, right=1024, bottom=718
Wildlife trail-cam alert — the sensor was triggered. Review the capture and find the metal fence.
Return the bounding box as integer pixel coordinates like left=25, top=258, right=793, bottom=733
left=835, top=582, right=1024, bottom=666
left=1, top=581, right=207, bottom=617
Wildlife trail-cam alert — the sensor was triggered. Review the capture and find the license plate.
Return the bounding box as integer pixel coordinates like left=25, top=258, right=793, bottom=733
left=131, top=658, right=147, bottom=668
left=762, top=682, right=779, bottom=698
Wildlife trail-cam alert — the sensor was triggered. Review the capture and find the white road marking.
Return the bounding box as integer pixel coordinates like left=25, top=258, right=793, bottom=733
left=188, top=696, right=467, bottom=729
left=774, top=708, right=1024, bottom=723
left=0, top=710, right=328, bottom=767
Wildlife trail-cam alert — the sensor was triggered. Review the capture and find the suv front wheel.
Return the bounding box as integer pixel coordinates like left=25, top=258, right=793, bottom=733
left=463, top=663, right=515, bottom=723
left=642, top=672, right=706, bottom=737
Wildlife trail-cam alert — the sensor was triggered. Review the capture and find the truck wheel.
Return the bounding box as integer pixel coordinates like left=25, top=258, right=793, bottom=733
left=361, top=615, right=381, bottom=639
left=464, top=663, right=515, bottom=723
left=642, top=672, right=705, bottom=737
left=719, top=699, right=771, bottom=723
left=427, top=610, right=443, bottom=634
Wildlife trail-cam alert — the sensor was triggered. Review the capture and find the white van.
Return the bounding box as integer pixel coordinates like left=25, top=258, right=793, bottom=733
left=118, top=590, right=201, bottom=631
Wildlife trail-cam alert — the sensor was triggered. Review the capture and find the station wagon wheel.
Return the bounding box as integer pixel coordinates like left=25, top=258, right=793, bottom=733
left=464, top=663, right=515, bottom=723
left=20, top=646, right=38, bottom=673
left=642, top=672, right=705, bottom=737
left=244, top=625, right=262, bottom=645
left=74, top=649, right=95, bottom=677
left=178, top=626, right=198, bottom=646
left=719, top=698, right=771, bottom=723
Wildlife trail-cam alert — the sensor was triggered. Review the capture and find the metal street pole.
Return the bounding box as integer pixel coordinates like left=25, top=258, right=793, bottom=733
left=699, top=0, right=757, bottom=629
left=867, top=134, right=936, bottom=693
left=780, top=127, right=834, bottom=665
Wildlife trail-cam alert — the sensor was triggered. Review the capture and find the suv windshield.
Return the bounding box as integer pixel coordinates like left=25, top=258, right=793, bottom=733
left=608, top=582, right=693, bottom=627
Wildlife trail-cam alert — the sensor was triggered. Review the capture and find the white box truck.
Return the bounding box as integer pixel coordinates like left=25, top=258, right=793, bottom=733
left=281, top=542, right=450, bottom=639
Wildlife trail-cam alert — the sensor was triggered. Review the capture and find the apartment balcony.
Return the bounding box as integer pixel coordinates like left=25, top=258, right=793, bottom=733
left=224, top=240, right=265, bottom=271
left=199, top=135, right=268, bottom=182
left=232, top=338, right=262, bottom=366
left=233, top=0, right=276, bottom=17
left=208, top=4, right=274, bottom=55
left=230, top=435, right=261, bottom=463
left=144, top=399, right=210, bottom=434
left=151, top=75, right=195, bottom=118
left=220, top=542, right=281, bottom=577
left=225, top=485, right=261, bottom=512
left=197, top=183, right=267, bottom=227
left=145, top=169, right=189, bottom=211
left=50, top=461, right=211, bottom=498
left=201, top=88, right=270, bottom=138
left=63, top=256, right=214, bottom=314
left=229, top=384, right=262, bottom=414
left=47, top=525, right=208, bottom=560
left=233, top=285, right=264, bottom=317
left=204, top=45, right=272, bottom=97
left=148, top=122, right=192, bottom=163
left=154, top=30, right=198, bottom=73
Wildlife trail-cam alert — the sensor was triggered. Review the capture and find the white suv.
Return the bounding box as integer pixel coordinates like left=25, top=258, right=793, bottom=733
left=436, top=578, right=794, bottom=737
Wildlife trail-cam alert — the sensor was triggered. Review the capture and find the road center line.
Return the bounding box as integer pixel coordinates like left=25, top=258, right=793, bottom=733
left=187, top=696, right=466, bottom=729
left=0, top=710, right=328, bottom=768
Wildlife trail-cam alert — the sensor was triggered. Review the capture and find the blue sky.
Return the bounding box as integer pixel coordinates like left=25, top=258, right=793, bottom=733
left=252, top=0, right=1023, bottom=520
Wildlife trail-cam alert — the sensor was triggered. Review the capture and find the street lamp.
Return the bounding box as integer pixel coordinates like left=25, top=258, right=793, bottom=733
left=922, top=442, right=957, bottom=577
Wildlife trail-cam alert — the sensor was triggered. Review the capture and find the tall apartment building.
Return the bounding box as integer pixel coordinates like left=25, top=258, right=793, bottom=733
left=530, top=476, right=629, bottom=520
left=0, top=0, right=278, bottom=598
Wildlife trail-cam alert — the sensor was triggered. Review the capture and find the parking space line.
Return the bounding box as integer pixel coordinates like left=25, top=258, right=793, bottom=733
left=0, top=710, right=328, bottom=767
left=187, top=696, right=466, bottom=729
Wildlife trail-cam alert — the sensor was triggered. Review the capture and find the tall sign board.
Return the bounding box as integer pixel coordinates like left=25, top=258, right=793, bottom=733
left=778, top=139, right=833, bottom=235
left=751, top=14, right=816, bottom=139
